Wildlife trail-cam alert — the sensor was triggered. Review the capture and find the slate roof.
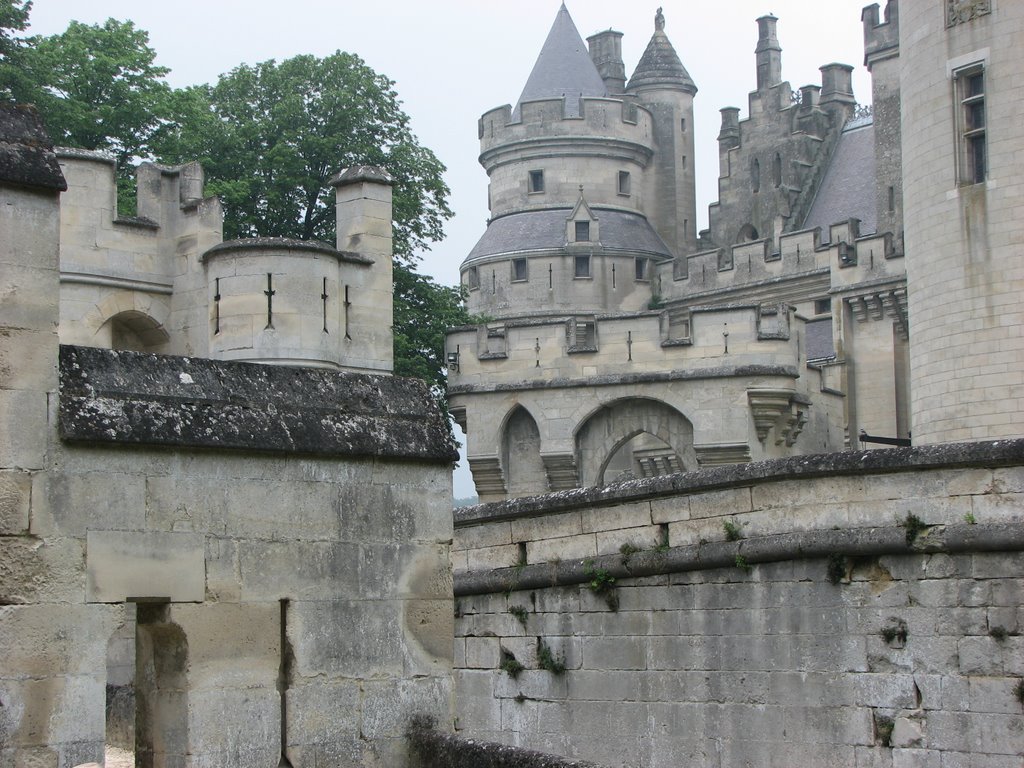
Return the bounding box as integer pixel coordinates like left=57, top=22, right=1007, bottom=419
left=802, top=118, right=877, bottom=240
left=465, top=208, right=673, bottom=264
left=627, top=24, right=696, bottom=93
left=514, top=3, right=607, bottom=119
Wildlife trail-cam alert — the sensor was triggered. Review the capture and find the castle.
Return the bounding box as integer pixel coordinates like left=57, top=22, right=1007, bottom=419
left=2, top=0, right=1023, bottom=766
left=447, top=0, right=1023, bottom=501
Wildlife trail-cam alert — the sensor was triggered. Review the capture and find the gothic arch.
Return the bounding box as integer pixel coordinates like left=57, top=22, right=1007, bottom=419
left=736, top=223, right=760, bottom=243
left=574, top=397, right=697, bottom=487
left=102, top=310, right=171, bottom=352
left=501, top=405, right=547, bottom=497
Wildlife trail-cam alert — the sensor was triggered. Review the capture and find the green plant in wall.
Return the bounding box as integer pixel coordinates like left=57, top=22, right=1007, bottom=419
left=901, top=512, right=927, bottom=545
left=653, top=526, right=670, bottom=553
left=536, top=639, right=566, bottom=676
left=734, top=554, right=752, bottom=574
left=964, top=512, right=977, bottom=525
left=826, top=553, right=847, bottom=585
left=508, top=605, right=529, bottom=630
left=723, top=519, right=743, bottom=542
left=499, top=649, right=524, bottom=679
left=582, top=559, right=619, bottom=612
left=619, top=542, right=641, bottom=567
left=879, top=618, right=909, bottom=647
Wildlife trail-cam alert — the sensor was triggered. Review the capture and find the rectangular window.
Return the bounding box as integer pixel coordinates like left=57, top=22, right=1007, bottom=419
left=634, top=257, right=648, bottom=281
left=574, top=220, right=590, bottom=242
left=617, top=171, right=631, bottom=196
left=955, top=65, right=986, bottom=185
left=574, top=254, right=591, bottom=278
left=529, top=169, right=545, bottom=193
left=814, top=298, right=831, bottom=315
left=511, top=258, right=527, bottom=282
left=467, top=266, right=480, bottom=290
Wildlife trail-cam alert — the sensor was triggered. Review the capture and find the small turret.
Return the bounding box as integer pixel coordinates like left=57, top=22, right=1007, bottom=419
left=755, top=15, right=782, bottom=90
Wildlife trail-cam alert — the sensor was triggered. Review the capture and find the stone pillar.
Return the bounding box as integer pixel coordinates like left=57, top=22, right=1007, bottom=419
left=755, top=15, right=782, bottom=90
left=331, top=165, right=394, bottom=373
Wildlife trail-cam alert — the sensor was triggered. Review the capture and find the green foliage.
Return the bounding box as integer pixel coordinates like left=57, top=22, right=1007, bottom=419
left=901, top=513, right=927, bottom=545
left=536, top=640, right=566, bottom=675
left=0, top=0, right=32, bottom=98
left=582, top=559, right=619, bottom=611
left=393, top=264, right=471, bottom=402
left=723, top=519, right=743, bottom=542
left=879, top=619, right=908, bottom=646
left=874, top=714, right=895, bottom=747
left=734, top=555, right=752, bottom=573
left=826, top=553, right=846, bottom=585
left=653, top=526, right=670, bottom=553
left=619, top=542, right=641, bottom=567
left=13, top=19, right=170, bottom=165
left=499, top=651, right=524, bottom=679
left=964, top=512, right=977, bottom=525
left=508, top=605, right=529, bottom=630
left=155, top=52, right=451, bottom=264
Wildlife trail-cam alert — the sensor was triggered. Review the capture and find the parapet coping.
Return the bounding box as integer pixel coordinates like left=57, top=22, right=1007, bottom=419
left=447, top=364, right=799, bottom=396
left=202, top=237, right=372, bottom=265
left=55, top=146, right=116, bottom=165
left=409, top=719, right=603, bottom=767
left=454, top=522, right=1024, bottom=597
left=454, top=438, right=1024, bottom=527
left=58, top=345, right=459, bottom=463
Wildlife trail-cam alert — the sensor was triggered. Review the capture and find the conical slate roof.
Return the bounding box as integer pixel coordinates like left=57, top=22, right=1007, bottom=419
left=514, top=3, right=607, bottom=119
left=627, top=9, right=696, bottom=94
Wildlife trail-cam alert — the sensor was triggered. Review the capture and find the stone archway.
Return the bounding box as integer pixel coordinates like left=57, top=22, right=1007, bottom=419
left=102, top=310, right=170, bottom=352
left=501, top=406, right=546, bottom=497
left=574, top=398, right=697, bottom=487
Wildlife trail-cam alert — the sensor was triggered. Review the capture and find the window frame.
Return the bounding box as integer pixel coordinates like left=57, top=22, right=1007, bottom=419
left=528, top=169, right=545, bottom=194
left=574, top=220, right=591, bottom=243
left=574, top=254, right=591, bottom=279
left=467, top=266, right=480, bottom=291
left=954, top=63, right=987, bottom=186
left=511, top=257, right=528, bottom=283
left=617, top=171, right=631, bottom=197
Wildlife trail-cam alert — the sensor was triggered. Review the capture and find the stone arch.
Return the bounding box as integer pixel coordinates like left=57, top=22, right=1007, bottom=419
left=574, top=398, right=697, bottom=487
left=501, top=405, right=546, bottom=497
left=736, top=223, right=760, bottom=243
left=102, top=310, right=171, bottom=352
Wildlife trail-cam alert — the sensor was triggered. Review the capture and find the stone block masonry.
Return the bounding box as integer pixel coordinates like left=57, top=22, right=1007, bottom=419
left=453, top=440, right=1024, bottom=767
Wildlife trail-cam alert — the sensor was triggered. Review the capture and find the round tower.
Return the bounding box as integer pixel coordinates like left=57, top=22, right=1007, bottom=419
left=626, top=7, right=699, bottom=258
left=464, top=4, right=672, bottom=321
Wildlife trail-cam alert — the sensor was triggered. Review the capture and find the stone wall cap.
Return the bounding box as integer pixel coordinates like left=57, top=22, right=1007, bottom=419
left=202, top=237, right=372, bottom=265
left=55, top=146, right=117, bottom=165
left=329, top=165, right=394, bottom=187
left=0, top=105, right=67, bottom=191
left=59, top=345, right=459, bottom=463
left=455, top=438, right=1024, bottom=526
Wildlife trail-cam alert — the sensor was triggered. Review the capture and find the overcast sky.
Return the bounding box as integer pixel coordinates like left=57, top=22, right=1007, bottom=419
left=27, top=0, right=877, bottom=498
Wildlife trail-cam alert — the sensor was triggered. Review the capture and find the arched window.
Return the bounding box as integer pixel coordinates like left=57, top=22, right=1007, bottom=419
left=751, top=158, right=761, bottom=193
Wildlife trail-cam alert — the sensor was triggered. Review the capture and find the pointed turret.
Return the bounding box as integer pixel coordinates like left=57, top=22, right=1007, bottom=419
left=626, top=8, right=698, bottom=257
left=514, top=3, right=607, bottom=119
left=626, top=6, right=697, bottom=94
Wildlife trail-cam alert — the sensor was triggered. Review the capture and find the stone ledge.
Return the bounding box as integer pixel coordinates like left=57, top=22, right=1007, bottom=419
left=454, top=438, right=1024, bottom=527
left=454, top=522, right=1024, bottom=597
left=59, top=345, right=458, bottom=462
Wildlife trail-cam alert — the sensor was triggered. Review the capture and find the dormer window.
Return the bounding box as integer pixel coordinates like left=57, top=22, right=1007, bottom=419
left=529, top=170, right=545, bottom=193
left=574, top=221, right=590, bottom=242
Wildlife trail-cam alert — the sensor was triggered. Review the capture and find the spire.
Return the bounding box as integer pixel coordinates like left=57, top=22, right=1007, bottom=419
left=514, top=4, right=608, bottom=119
left=627, top=8, right=697, bottom=94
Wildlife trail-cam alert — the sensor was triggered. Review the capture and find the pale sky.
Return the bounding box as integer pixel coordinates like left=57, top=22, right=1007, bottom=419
left=26, top=0, right=877, bottom=498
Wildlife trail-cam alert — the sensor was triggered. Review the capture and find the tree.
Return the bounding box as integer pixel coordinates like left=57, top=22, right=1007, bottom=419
left=12, top=18, right=171, bottom=170
left=0, top=0, right=32, bottom=99
left=156, top=53, right=451, bottom=266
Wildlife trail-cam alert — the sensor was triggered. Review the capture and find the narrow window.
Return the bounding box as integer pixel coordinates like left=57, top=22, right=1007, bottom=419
left=617, top=171, right=631, bottom=196
left=680, top=117, right=686, bottom=132
left=511, top=258, right=528, bottom=282
left=955, top=65, right=986, bottom=185
left=888, top=186, right=895, bottom=213
left=467, top=266, right=480, bottom=290
left=681, top=155, right=687, bottom=170
left=574, top=254, right=591, bottom=278
left=751, top=158, right=761, bottom=193
left=528, top=169, right=545, bottom=193
left=634, top=257, right=648, bottom=281
left=574, top=220, right=590, bottom=242
left=773, top=153, right=782, bottom=187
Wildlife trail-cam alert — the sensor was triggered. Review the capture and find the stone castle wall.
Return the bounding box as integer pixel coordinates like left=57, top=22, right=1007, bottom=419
left=451, top=441, right=1024, bottom=767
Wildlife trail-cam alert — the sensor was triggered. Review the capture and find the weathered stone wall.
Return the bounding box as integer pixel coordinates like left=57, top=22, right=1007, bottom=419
left=452, top=441, right=1024, bottom=767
